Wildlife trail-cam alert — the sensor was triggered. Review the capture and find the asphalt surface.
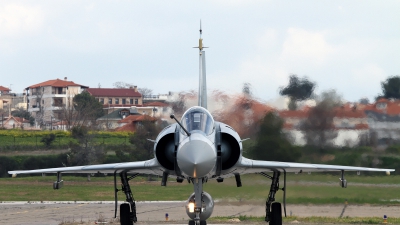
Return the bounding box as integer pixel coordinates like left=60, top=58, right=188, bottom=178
left=0, top=201, right=399, bottom=225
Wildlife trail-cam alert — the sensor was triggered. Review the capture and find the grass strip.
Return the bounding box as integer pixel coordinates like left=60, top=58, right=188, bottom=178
left=1, top=174, right=400, bottom=204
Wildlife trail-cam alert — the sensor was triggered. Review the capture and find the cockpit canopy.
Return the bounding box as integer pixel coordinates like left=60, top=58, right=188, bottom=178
left=181, top=106, right=214, bottom=135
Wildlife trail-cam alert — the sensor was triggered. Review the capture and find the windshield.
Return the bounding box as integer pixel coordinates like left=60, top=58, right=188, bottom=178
left=181, top=106, right=214, bottom=135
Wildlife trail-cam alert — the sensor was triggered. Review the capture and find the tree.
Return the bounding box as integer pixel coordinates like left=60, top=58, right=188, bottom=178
left=280, top=75, right=316, bottom=110
left=242, top=82, right=253, bottom=97
left=248, top=112, right=301, bottom=162
left=301, top=90, right=342, bottom=148
left=12, top=107, right=34, bottom=126
left=62, top=92, right=104, bottom=129
left=138, top=88, right=153, bottom=97
left=40, top=133, right=56, bottom=148
left=68, top=126, right=106, bottom=166
left=113, top=81, right=135, bottom=89
left=128, top=119, right=164, bottom=161
left=169, top=91, right=197, bottom=117
left=380, top=76, right=400, bottom=99
left=32, top=88, right=45, bottom=128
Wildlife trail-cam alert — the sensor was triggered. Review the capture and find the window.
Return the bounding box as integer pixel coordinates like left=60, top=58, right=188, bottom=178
left=377, top=102, right=387, bottom=109
left=100, top=98, right=104, bottom=104
left=135, top=99, right=138, bottom=104
left=115, top=98, right=120, bottom=104
left=108, top=98, right=112, bottom=104
left=130, top=99, right=133, bottom=104
left=122, top=99, right=126, bottom=104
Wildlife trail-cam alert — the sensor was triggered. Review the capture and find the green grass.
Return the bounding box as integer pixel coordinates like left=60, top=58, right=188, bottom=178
left=0, top=174, right=399, bottom=204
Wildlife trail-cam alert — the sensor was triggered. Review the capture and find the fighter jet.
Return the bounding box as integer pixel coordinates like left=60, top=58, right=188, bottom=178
left=9, top=26, right=394, bottom=225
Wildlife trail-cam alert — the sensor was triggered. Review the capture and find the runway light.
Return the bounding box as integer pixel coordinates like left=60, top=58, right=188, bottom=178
left=188, top=202, right=195, bottom=213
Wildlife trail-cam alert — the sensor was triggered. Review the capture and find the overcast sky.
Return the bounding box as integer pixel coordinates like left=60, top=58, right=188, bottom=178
left=1, top=1, right=399, bottom=103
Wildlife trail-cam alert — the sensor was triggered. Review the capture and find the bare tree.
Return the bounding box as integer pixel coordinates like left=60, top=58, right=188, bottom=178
left=301, top=90, right=342, bottom=148
left=113, top=81, right=135, bottom=89
left=169, top=90, right=197, bottom=117
left=138, top=87, right=153, bottom=96
left=31, top=88, right=45, bottom=128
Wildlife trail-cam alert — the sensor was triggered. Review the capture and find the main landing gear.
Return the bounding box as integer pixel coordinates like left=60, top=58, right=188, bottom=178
left=260, top=171, right=287, bottom=225
left=114, top=171, right=139, bottom=225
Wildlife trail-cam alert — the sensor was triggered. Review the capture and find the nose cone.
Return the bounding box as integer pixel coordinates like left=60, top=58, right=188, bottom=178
left=177, top=133, right=216, bottom=178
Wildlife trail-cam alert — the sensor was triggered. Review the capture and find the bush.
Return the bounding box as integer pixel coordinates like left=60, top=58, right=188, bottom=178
left=0, top=154, right=68, bottom=177
left=40, top=133, right=56, bottom=148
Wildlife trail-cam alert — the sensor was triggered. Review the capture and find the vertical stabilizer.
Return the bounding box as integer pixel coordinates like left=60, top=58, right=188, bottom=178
left=194, top=21, right=208, bottom=109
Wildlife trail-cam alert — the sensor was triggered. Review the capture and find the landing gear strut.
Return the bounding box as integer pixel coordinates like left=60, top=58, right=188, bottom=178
left=116, top=171, right=139, bottom=225
left=260, top=171, right=286, bottom=225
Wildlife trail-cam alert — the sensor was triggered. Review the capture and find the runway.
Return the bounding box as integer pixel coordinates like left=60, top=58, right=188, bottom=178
left=0, top=201, right=398, bottom=225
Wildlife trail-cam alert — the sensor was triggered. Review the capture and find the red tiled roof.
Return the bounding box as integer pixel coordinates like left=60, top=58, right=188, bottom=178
left=0, top=86, right=11, bottom=91
left=355, top=124, right=369, bottom=129
left=362, top=98, right=400, bottom=115
left=87, top=88, right=142, bottom=97
left=27, top=79, right=88, bottom=89
left=118, top=114, right=156, bottom=123
left=143, top=101, right=169, bottom=107
left=13, top=117, right=29, bottom=123
left=115, top=123, right=136, bottom=132
left=334, top=108, right=366, bottom=118
left=279, top=110, right=309, bottom=118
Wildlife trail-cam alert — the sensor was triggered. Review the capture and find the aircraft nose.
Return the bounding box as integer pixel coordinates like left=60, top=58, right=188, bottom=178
left=177, top=133, right=216, bottom=178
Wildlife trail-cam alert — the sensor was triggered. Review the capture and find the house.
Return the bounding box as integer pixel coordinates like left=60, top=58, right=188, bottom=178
left=279, top=106, right=369, bottom=147
left=0, top=86, right=11, bottom=95
left=26, top=77, right=88, bottom=128
left=97, top=108, right=133, bottom=130
left=96, top=106, right=159, bottom=131
left=86, top=86, right=142, bottom=107
left=115, top=114, right=157, bottom=132
left=2, top=116, right=31, bottom=129
left=361, top=98, right=400, bottom=145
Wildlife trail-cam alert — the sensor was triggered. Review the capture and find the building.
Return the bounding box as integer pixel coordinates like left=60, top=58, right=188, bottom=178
left=361, top=98, right=400, bottom=146
left=0, top=86, right=11, bottom=95
left=86, top=86, right=142, bottom=107
left=115, top=114, right=157, bottom=132
left=26, top=78, right=88, bottom=128
left=88, top=87, right=170, bottom=121
left=2, top=116, right=31, bottom=129
left=279, top=106, right=369, bottom=147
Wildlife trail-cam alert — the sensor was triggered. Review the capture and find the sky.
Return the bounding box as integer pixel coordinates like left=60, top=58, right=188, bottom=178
left=1, top=1, right=399, bottom=103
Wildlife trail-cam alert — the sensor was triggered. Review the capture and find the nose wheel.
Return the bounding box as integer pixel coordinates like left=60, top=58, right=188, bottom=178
left=189, top=220, right=207, bottom=225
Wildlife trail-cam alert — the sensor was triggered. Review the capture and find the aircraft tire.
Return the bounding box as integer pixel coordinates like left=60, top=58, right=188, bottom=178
left=270, top=202, right=282, bottom=225
left=200, top=220, right=207, bottom=225
left=120, top=203, right=133, bottom=225
left=188, top=220, right=195, bottom=225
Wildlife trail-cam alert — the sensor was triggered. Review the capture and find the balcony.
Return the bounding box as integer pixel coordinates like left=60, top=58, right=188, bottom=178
left=29, top=105, right=40, bottom=112
left=52, top=91, right=66, bottom=95
left=52, top=103, right=65, bottom=107
left=51, top=103, right=65, bottom=110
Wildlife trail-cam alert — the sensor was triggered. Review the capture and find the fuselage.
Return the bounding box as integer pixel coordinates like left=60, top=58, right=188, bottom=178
left=154, top=106, right=243, bottom=180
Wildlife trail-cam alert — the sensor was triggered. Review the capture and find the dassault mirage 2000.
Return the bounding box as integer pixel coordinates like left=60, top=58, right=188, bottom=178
left=9, top=26, right=395, bottom=225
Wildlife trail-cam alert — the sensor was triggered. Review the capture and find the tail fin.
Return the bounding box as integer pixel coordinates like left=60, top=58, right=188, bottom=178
left=198, top=50, right=207, bottom=109
left=194, top=21, right=208, bottom=109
